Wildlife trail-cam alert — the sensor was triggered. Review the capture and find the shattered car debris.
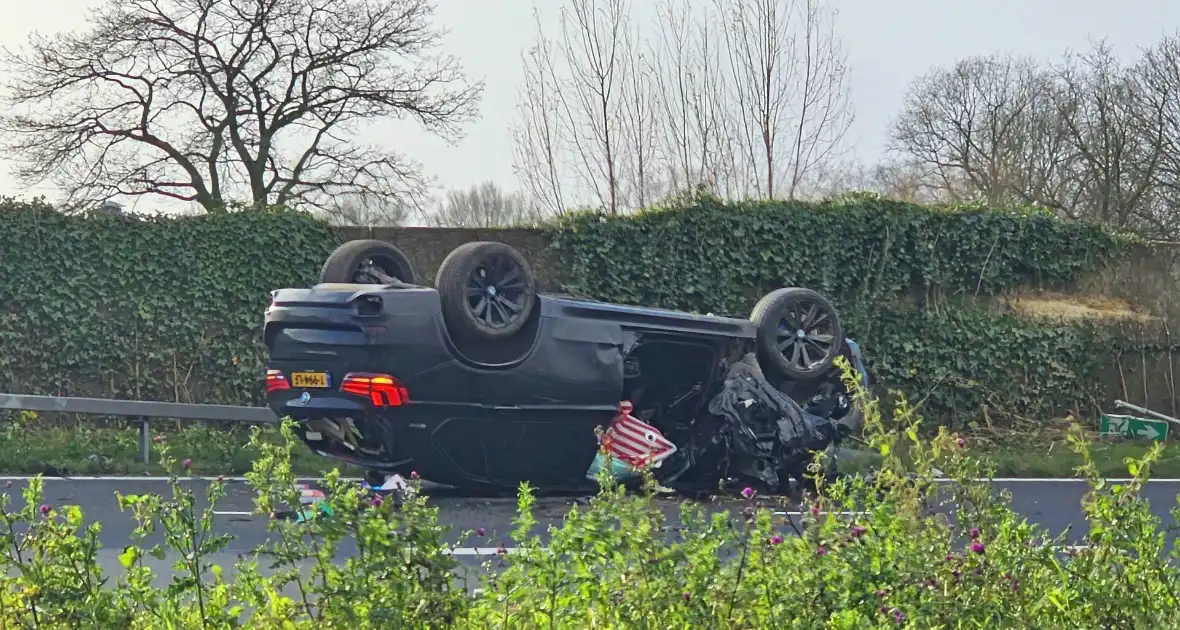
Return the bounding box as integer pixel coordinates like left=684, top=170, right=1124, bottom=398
left=263, top=239, right=870, bottom=494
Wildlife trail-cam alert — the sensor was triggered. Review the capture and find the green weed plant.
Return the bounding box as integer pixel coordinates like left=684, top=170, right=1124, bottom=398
left=0, top=360, right=1176, bottom=628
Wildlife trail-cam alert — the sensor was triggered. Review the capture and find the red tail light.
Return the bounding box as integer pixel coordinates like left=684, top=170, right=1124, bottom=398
left=266, top=369, right=290, bottom=393
left=340, top=373, right=409, bottom=407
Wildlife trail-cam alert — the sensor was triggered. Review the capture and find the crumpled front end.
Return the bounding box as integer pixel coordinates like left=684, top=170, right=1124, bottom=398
left=587, top=350, right=858, bottom=494
left=704, top=354, right=847, bottom=488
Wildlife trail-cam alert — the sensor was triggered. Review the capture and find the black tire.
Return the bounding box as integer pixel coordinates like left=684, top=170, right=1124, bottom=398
left=751, top=288, right=844, bottom=381
left=319, top=240, right=416, bottom=285
left=435, top=241, right=537, bottom=341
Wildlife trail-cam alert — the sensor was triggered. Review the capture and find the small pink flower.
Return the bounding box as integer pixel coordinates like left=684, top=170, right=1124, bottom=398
left=970, top=541, right=985, bottom=554
left=944, top=553, right=954, bottom=562
left=956, top=437, right=966, bottom=448
left=216, top=475, right=224, bottom=483
left=816, top=545, right=827, bottom=556
left=371, top=495, right=383, bottom=508
left=740, top=486, right=755, bottom=499
left=810, top=504, right=821, bottom=517
left=496, top=545, right=507, bottom=555
left=893, top=609, right=906, bottom=623
left=410, top=470, right=420, bottom=480
left=38, top=504, right=49, bottom=516
left=769, top=535, right=783, bottom=545
left=153, top=434, right=165, bottom=443
left=182, top=458, right=192, bottom=470
left=476, top=527, right=486, bottom=537
left=682, top=592, right=691, bottom=602
left=851, top=525, right=867, bottom=538
left=969, top=527, right=980, bottom=539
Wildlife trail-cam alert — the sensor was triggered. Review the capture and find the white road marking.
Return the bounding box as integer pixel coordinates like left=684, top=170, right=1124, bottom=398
left=212, top=511, right=255, bottom=516
left=445, top=547, right=538, bottom=556
left=776, top=511, right=867, bottom=517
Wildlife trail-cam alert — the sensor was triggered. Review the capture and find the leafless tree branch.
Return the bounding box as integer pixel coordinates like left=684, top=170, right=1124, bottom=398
left=0, top=0, right=483, bottom=212
left=424, top=181, right=546, bottom=227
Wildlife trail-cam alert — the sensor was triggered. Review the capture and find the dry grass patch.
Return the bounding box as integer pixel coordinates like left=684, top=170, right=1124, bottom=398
left=1004, top=292, right=1157, bottom=323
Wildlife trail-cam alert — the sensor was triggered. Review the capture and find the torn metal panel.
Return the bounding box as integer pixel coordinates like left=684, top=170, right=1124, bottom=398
left=702, top=354, right=845, bottom=490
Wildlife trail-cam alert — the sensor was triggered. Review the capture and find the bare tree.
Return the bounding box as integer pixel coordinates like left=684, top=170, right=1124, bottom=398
left=619, top=25, right=660, bottom=209
left=513, top=22, right=570, bottom=218
left=0, top=0, right=482, bottom=213
left=713, top=0, right=854, bottom=199
left=1129, top=33, right=1180, bottom=239
left=425, top=181, right=543, bottom=227
left=651, top=0, right=733, bottom=197
left=512, top=0, right=634, bottom=215
left=809, top=158, right=966, bottom=204
left=889, top=54, right=1073, bottom=208
left=1051, top=40, right=1163, bottom=230
left=321, top=192, right=414, bottom=227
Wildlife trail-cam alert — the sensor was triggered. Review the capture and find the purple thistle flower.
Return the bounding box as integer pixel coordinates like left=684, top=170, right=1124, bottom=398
left=816, top=545, right=827, bottom=556
left=38, top=504, right=49, bottom=516
left=893, top=609, right=906, bottom=623
left=810, top=504, right=821, bottom=517
left=851, top=525, right=867, bottom=538
left=182, top=458, right=192, bottom=470
left=970, top=541, right=985, bottom=554
left=476, top=527, right=486, bottom=537
left=769, top=535, right=783, bottom=545
left=740, top=486, right=755, bottom=499
left=956, top=437, right=966, bottom=448
left=371, top=495, right=383, bottom=508
left=682, top=592, right=691, bottom=602
left=969, top=527, right=980, bottom=540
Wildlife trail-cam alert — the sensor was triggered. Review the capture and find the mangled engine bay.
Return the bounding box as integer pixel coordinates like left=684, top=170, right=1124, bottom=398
left=605, top=334, right=854, bottom=493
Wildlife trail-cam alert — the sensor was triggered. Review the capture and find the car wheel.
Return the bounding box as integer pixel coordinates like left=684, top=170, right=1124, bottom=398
left=750, top=287, right=844, bottom=381
left=435, top=241, right=538, bottom=341
left=319, top=240, right=417, bottom=285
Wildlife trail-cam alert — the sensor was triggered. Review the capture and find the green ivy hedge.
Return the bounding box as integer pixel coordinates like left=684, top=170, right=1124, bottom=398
left=0, top=194, right=1155, bottom=423
left=546, top=193, right=1144, bottom=421
left=0, top=200, right=339, bottom=405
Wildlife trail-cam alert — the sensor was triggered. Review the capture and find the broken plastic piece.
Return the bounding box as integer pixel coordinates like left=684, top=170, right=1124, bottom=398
left=601, top=400, right=677, bottom=468
left=586, top=401, right=677, bottom=482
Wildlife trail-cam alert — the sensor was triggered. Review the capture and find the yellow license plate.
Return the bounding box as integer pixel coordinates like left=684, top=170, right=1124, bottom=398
left=290, top=372, right=330, bottom=388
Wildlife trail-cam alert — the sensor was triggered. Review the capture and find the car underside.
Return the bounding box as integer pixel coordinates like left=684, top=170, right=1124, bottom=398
left=264, top=239, right=870, bottom=495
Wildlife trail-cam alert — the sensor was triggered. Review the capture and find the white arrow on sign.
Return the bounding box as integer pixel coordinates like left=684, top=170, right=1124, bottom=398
left=1135, top=424, right=1162, bottom=440
left=1108, top=416, right=1128, bottom=433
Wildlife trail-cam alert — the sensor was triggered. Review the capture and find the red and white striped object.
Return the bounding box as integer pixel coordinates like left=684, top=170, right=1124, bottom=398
left=600, top=401, right=677, bottom=468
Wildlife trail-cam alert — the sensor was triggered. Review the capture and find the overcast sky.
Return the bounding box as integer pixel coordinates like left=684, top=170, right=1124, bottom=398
left=1, top=0, right=1177, bottom=214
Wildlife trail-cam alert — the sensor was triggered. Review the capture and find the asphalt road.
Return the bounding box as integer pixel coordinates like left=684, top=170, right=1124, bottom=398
left=4, top=476, right=1180, bottom=591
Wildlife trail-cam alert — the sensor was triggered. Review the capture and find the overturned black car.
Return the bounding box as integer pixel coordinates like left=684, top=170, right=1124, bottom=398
left=263, top=239, right=870, bottom=494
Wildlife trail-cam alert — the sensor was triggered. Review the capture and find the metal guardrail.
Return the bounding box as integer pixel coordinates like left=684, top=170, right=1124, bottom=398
left=0, top=393, right=278, bottom=465
left=1114, top=400, right=1180, bottom=426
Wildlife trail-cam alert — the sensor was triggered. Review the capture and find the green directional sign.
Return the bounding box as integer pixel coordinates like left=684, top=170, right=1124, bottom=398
left=1099, top=413, right=1169, bottom=441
